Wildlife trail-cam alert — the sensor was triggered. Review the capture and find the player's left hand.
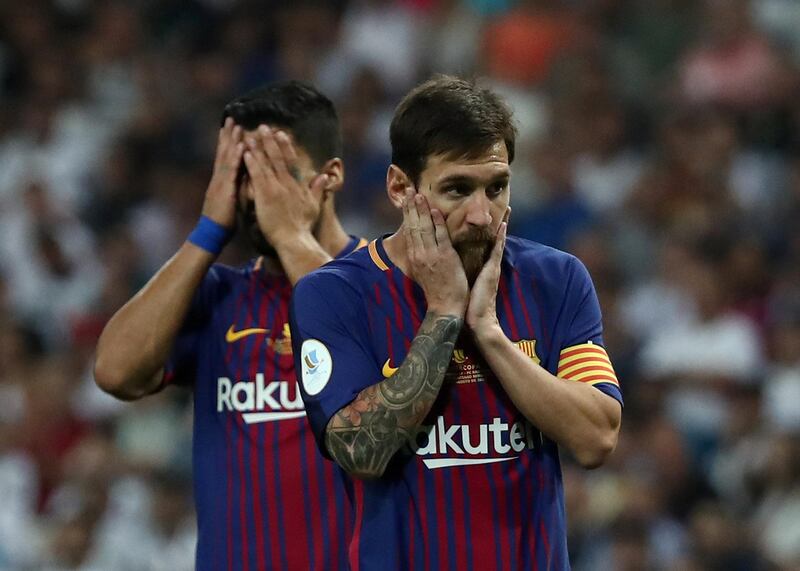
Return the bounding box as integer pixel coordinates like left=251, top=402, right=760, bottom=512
left=243, top=125, right=327, bottom=247
left=465, top=208, right=510, bottom=333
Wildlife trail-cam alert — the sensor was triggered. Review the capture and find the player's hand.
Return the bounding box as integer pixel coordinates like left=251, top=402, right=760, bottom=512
left=466, top=208, right=510, bottom=333
left=403, top=188, right=469, bottom=316
left=201, top=117, right=245, bottom=229
left=243, top=125, right=327, bottom=247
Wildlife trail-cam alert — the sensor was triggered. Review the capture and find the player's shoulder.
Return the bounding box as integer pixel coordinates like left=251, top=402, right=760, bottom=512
left=198, top=260, right=273, bottom=298
left=504, top=235, right=586, bottom=280
left=295, top=246, right=374, bottom=300
left=204, top=261, right=254, bottom=286
left=207, top=261, right=245, bottom=280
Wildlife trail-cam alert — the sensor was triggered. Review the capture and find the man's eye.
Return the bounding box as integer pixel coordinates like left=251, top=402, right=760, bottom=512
left=488, top=182, right=507, bottom=196
left=445, top=185, right=470, bottom=196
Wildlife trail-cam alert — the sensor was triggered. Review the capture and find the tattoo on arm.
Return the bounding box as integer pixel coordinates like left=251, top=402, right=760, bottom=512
left=325, top=312, right=462, bottom=478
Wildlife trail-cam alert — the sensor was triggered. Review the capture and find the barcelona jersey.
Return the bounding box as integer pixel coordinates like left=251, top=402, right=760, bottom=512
left=290, top=235, right=622, bottom=571
left=164, top=236, right=365, bottom=571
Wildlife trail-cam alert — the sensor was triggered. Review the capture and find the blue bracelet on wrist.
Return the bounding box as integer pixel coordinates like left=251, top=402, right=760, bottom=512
left=188, top=215, right=232, bottom=256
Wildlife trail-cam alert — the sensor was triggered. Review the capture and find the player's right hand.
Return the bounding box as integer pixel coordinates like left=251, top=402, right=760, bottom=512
left=201, top=117, right=245, bottom=230
left=403, top=188, right=469, bottom=316
left=243, top=125, right=326, bottom=247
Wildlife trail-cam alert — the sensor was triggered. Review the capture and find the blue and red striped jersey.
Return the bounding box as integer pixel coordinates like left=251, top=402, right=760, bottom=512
left=165, top=236, right=365, bottom=571
left=289, top=235, right=622, bottom=571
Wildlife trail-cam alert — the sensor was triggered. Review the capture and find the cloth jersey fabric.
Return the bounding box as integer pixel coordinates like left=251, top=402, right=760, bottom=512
left=290, top=235, right=623, bottom=571
left=165, top=236, right=365, bottom=571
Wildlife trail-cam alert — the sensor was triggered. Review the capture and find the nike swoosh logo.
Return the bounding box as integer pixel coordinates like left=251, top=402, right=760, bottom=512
left=382, top=359, right=398, bottom=378
left=423, top=457, right=517, bottom=470
left=225, top=325, right=270, bottom=343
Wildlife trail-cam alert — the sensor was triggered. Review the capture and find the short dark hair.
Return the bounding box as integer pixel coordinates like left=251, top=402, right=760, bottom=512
left=390, top=75, right=517, bottom=185
left=221, top=80, right=342, bottom=168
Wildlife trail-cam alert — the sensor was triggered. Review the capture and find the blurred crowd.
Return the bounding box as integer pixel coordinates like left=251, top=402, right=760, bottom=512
left=1, top=0, right=800, bottom=569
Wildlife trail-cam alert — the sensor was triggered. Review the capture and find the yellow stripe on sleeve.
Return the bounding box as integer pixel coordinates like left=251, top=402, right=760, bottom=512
left=557, top=342, right=619, bottom=386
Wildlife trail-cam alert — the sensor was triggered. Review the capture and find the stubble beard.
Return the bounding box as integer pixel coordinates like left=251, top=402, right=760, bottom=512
left=238, top=201, right=323, bottom=260
left=239, top=206, right=277, bottom=258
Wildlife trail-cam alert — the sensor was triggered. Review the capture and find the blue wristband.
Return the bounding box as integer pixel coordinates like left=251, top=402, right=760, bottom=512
left=188, top=215, right=232, bottom=256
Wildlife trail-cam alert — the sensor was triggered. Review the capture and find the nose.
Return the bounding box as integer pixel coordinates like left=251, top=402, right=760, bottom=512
left=463, top=192, right=492, bottom=227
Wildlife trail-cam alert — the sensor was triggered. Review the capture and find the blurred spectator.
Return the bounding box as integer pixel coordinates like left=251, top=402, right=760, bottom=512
left=419, top=0, right=482, bottom=77
left=0, top=181, right=104, bottom=348
left=81, top=2, right=145, bottom=128
left=481, top=0, right=581, bottom=87
left=572, top=100, right=645, bottom=215
left=762, top=281, right=800, bottom=432
left=753, top=433, right=800, bottom=568
left=678, top=0, right=791, bottom=111
left=688, top=501, right=768, bottom=570
left=318, top=0, right=423, bottom=97
left=510, top=139, right=594, bottom=250
left=0, top=419, right=42, bottom=568
left=639, top=255, right=763, bottom=382
left=620, top=238, right=697, bottom=341
left=613, top=0, right=699, bottom=91
left=753, top=0, right=800, bottom=63
left=20, top=355, right=91, bottom=512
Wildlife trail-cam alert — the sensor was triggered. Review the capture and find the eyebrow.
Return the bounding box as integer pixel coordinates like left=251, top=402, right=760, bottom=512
left=437, top=172, right=510, bottom=187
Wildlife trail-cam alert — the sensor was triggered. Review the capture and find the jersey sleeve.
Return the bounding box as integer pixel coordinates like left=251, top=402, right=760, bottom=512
left=290, top=271, right=376, bottom=457
left=557, top=257, right=623, bottom=405
left=162, top=267, right=223, bottom=388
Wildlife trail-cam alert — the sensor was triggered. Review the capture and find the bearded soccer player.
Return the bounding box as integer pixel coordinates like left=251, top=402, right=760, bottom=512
left=95, top=81, right=357, bottom=570
left=290, top=76, right=622, bottom=570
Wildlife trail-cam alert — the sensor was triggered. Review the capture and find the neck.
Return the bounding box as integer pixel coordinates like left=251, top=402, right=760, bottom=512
left=315, top=196, right=351, bottom=257
left=382, top=228, right=411, bottom=275
left=257, top=197, right=351, bottom=275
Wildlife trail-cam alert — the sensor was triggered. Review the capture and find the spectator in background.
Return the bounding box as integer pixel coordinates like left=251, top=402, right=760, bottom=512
left=687, top=501, right=768, bottom=571
left=640, top=253, right=763, bottom=466
left=481, top=0, right=580, bottom=87
left=318, top=0, right=423, bottom=97
left=753, top=433, right=800, bottom=568
left=572, top=101, right=645, bottom=215
left=0, top=181, right=104, bottom=348
left=419, top=0, right=482, bottom=77
left=679, top=0, right=790, bottom=111
left=762, top=283, right=800, bottom=432
left=0, top=410, right=42, bottom=569
left=510, top=138, right=594, bottom=250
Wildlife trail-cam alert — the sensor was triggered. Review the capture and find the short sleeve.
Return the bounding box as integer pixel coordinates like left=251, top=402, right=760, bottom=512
left=557, top=258, right=623, bottom=406
left=290, top=271, right=377, bottom=456
left=163, top=267, right=223, bottom=387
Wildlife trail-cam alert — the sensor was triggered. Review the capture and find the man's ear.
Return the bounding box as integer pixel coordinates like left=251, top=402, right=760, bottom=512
left=386, top=165, right=414, bottom=209
left=319, top=158, right=344, bottom=192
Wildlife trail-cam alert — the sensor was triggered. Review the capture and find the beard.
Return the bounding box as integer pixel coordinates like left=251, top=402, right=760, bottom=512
left=238, top=205, right=277, bottom=258
left=452, top=227, right=495, bottom=285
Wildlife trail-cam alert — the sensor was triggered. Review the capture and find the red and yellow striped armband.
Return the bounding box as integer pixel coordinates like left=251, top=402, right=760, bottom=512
left=557, top=342, right=619, bottom=387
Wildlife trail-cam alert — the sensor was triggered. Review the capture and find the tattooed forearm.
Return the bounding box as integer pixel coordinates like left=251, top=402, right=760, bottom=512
left=325, top=312, right=463, bottom=478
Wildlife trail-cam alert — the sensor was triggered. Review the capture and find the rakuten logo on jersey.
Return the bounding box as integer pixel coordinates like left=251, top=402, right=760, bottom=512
left=409, top=416, right=543, bottom=469
left=217, top=374, right=305, bottom=424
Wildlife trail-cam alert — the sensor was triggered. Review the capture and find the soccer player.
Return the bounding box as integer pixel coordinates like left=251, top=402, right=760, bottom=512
left=290, top=76, right=623, bottom=570
left=95, top=81, right=357, bottom=570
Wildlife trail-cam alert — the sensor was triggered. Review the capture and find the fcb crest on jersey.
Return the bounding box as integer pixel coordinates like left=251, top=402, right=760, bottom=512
left=268, top=323, right=293, bottom=355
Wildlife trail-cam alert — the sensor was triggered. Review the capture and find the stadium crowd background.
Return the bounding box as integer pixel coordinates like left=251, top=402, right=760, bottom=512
left=1, top=0, right=799, bottom=569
